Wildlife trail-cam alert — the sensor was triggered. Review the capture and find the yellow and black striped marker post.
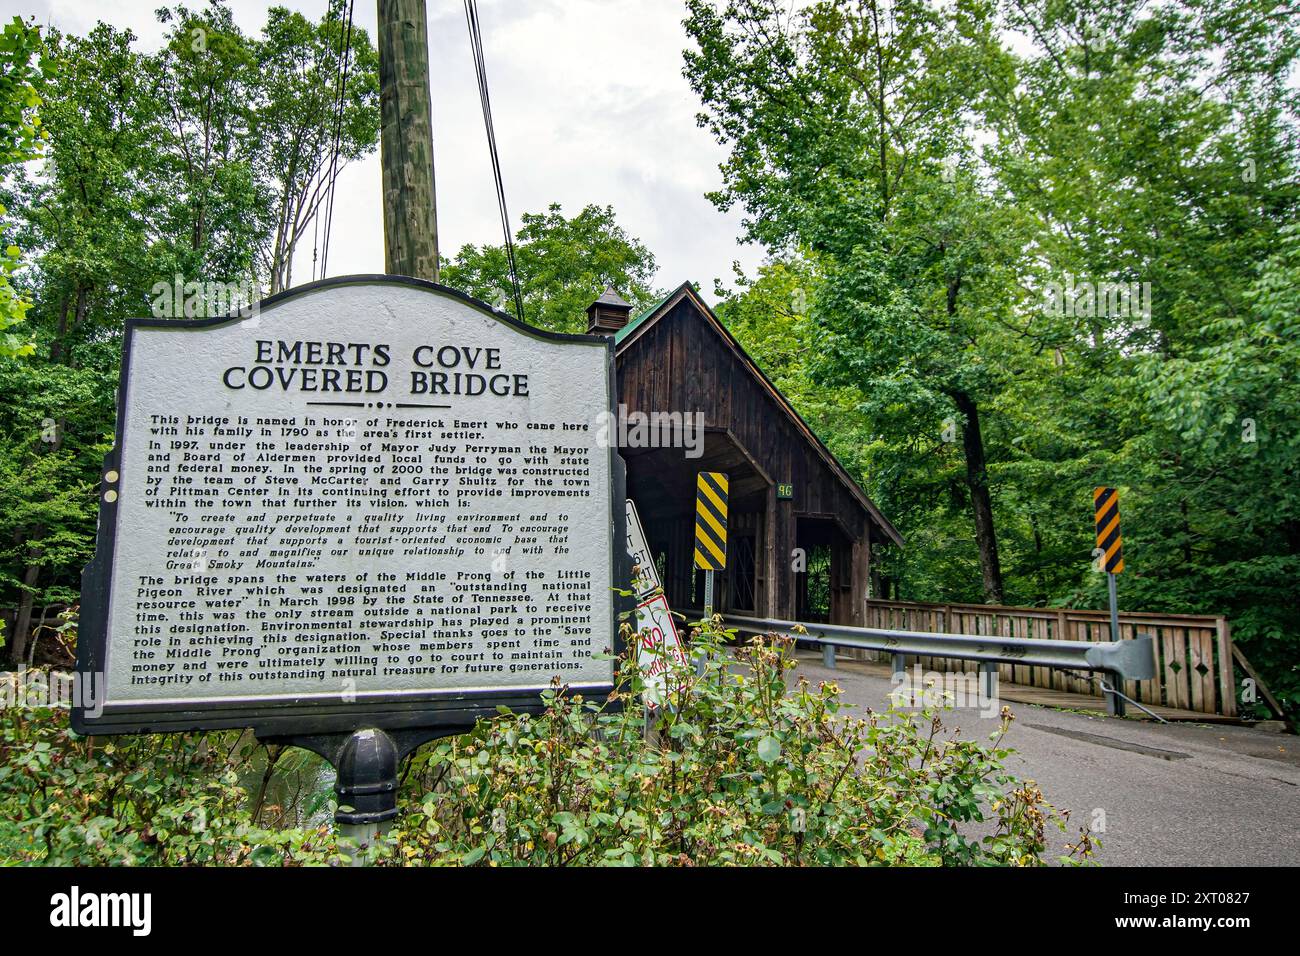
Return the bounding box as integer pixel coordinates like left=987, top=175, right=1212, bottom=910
left=1093, top=486, right=1125, bottom=716
left=695, top=472, right=728, bottom=618
left=694, top=472, right=728, bottom=571
left=1093, top=486, right=1124, bottom=574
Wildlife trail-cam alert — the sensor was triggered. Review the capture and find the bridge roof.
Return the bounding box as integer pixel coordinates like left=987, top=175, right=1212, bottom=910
left=614, top=281, right=903, bottom=548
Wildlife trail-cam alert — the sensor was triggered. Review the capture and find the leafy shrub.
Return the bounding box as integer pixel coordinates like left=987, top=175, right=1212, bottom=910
left=384, top=618, right=1093, bottom=866
left=0, top=617, right=1093, bottom=866
left=0, top=681, right=348, bottom=865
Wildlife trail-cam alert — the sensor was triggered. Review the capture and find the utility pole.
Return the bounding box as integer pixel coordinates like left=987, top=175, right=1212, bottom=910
left=334, top=8, right=439, bottom=866
left=377, top=0, right=439, bottom=280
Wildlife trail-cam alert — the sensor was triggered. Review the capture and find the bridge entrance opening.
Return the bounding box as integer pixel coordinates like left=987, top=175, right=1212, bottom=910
left=623, top=428, right=769, bottom=616
left=795, top=515, right=854, bottom=625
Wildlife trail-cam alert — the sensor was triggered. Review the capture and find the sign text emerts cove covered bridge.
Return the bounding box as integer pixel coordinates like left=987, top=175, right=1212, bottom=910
left=588, top=282, right=902, bottom=626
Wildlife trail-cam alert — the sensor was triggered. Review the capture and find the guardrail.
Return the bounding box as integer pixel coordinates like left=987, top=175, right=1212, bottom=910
left=716, top=613, right=1157, bottom=716
left=864, top=599, right=1237, bottom=718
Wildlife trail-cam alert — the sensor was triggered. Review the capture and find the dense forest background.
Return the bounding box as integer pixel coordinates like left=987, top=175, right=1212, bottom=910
left=0, top=0, right=1296, bottom=717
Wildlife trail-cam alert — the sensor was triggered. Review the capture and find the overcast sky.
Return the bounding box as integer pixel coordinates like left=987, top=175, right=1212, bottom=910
left=6, top=0, right=769, bottom=303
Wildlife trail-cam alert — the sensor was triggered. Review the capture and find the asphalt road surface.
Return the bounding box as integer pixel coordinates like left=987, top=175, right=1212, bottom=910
left=790, top=652, right=1300, bottom=866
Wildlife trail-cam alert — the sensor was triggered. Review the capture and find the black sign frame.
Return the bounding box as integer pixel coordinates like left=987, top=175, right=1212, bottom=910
left=72, top=275, right=632, bottom=739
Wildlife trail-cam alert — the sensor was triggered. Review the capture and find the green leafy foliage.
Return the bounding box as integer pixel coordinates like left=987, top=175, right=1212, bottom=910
left=442, top=203, right=661, bottom=333
left=385, top=617, right=1089, bottom=866
left=0, top=692, right=348, bottom=865
left=0, top=16, right=47, bottom=358
left=0, top=616, right=1089, bottom=866
left=688, top=0, right=1300, bottom=716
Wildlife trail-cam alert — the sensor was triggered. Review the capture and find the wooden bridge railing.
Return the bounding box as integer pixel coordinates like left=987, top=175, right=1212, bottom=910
left=863, top=598, right=1237, bottom=718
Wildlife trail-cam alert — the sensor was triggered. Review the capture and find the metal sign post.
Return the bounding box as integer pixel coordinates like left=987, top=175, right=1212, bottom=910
left=1108, top=572, right=1120, bottom=643
left=1094, top=486, right=1126, bottom=717
left=698, top=569, right=714, bottom=678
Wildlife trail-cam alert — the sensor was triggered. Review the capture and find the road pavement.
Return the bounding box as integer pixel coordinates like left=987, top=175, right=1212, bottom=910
left=790, top=652, right=1300, bottom=866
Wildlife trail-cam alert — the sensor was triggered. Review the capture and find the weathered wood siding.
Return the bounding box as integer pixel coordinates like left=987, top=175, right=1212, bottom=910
left=616, top=298, right=877, bottom=624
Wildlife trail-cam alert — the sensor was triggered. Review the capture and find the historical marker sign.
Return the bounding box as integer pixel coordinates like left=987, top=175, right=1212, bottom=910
left=74, top=277, right=628, bottom=736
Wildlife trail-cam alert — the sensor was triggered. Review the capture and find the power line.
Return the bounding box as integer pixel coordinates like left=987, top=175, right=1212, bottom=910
left=464, top=0, right=525, bottom=322
left=320, top=0, right=356, bottom=279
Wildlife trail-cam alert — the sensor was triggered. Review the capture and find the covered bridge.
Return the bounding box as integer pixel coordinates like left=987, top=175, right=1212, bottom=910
left=586, top=282, right=902, bottom=626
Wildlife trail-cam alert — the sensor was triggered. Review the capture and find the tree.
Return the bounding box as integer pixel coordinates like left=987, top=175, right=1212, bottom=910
left=442, top=203, right=660, bottom=334
left=690, top=0, right=1300, bottom=714
left=151, top=5, right=264, bottom=284
left=712, top=257, right=874, bottom=493
left=0, top=16, right=47, bottom=358
left=0, top=5, right=382, bottom=665
left=151, top=2, right=381, bottom=295
left=685, top=0, right=1024, bottom=602
left=253, top=3, right=379, bottom=293
left=982, top=0, right=1300, bottom=709
left=0, top=22, right=167, bottom=664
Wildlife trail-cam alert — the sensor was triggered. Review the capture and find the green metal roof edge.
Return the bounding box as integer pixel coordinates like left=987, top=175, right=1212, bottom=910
left=613, top=286, right=681, bottom=345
